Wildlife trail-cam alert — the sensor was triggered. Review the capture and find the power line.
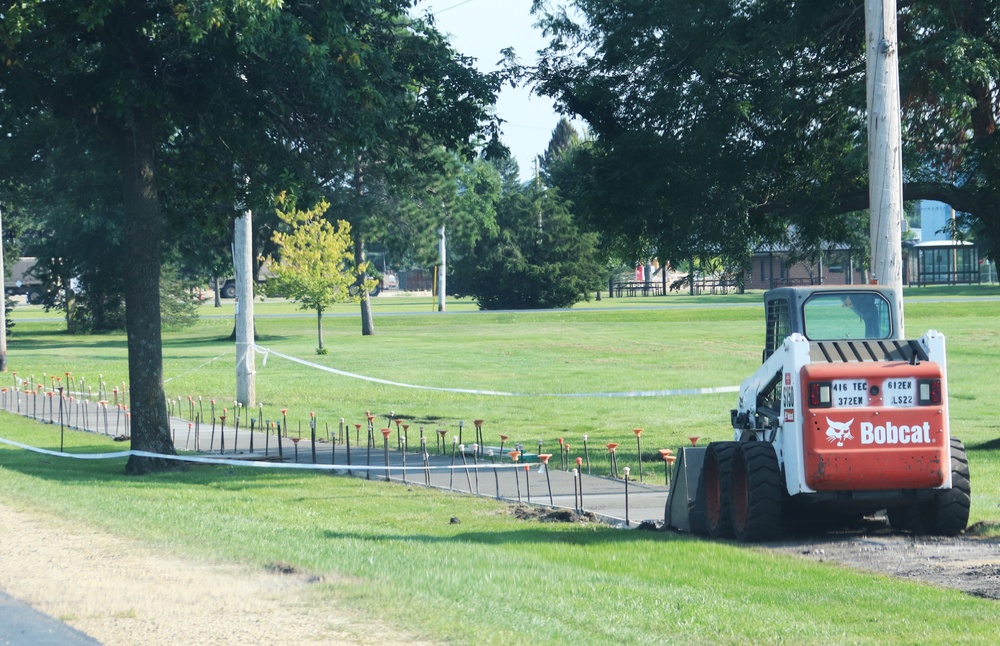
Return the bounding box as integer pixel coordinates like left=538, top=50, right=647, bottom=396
left=431, top=0, right=479, bottom=14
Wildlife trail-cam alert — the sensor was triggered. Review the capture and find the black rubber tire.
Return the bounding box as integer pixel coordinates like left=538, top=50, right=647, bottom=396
left=704, top=442, right=737, bottom=539
left=918, top=437, right=971, bottom=535
left=221, top=284, right=236, bottom=299
left=730, top=442, right=784, bottom=542
left=888, top=437, right=971, bottom=536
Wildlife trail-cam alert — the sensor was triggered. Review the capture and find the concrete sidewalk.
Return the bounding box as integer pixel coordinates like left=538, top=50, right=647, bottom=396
left=0, top=591, right=101, bottom=646
left=4, top=389, right=674, bottom=525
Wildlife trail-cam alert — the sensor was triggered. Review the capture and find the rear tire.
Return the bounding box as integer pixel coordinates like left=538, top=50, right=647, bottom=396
left=731, top=442, right=783, bottom=542
left=704, top=442, right=737, bottom=539
left=888, top=437, right=970, bottom=536
left=918, top=437, right=971, bottom=535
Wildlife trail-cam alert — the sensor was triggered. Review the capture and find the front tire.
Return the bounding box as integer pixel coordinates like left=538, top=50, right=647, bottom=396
left=730, top=442, right=783, bottom=542
left=704, top=442, right=737, bottom=539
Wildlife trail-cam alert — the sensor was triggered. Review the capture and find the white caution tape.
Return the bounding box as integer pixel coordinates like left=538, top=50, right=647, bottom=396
left=164, top=351, right=230, bottom=384
left=0, top=435, right=533, bottom=472
left=254, top=344, right=738, bottom=398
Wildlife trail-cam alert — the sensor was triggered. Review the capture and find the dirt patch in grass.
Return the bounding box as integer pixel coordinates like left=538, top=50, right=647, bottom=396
left=511, top=504, right=599, bottom=523
left=763, top=515, right=1000, bottom=600
left=0, top=502, right=424, bottom=645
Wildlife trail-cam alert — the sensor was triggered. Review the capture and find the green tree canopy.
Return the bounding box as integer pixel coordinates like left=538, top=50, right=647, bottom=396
left=451, top=184, right=603, bottom=310
left=531, top=0, right=1000, bottom=266
left=0, top=1, right=504, bottom=473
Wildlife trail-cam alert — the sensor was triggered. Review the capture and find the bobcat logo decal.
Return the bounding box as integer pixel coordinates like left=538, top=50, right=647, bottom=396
left=825, top=417, right=855, bottom=447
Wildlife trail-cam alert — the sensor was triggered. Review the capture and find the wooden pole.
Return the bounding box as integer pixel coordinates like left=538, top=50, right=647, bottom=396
left=437, top=224, right=447, bottom=312
left=234, top=211, right=256, bottom=406
left=865, top=0, right=905, bottom=334
left=0, top=202, right=7, bottom=371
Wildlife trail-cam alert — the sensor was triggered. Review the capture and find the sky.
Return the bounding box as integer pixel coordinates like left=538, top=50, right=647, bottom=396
left=414, top=0, right=567, bottom=179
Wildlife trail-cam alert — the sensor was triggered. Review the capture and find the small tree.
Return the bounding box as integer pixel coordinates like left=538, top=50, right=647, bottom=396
left=265, top=196, right=370, bottom=353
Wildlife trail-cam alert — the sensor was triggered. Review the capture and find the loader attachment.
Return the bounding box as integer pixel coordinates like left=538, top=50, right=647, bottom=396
left=664, top=447, right=708, bottom=534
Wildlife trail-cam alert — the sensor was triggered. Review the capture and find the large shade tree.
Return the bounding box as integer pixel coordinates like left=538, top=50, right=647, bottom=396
left=531, top=0, right=1000, bottom=266
left=0, top=1, right=502, bottom=473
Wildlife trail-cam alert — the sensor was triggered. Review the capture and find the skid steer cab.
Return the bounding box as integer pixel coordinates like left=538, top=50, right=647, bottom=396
left=666, top=285, right=970, bottom=542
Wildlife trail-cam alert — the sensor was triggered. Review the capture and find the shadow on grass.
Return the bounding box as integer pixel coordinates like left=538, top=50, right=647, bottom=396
left=967, top=437, right=1000, bottom=451
left=7, top=329, right=127, bottom=352
left=318, top=526, right=675, bottom=546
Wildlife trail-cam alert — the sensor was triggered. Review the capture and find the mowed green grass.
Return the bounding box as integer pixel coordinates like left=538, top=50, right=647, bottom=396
left=2, top=287, right=1000, bottom=643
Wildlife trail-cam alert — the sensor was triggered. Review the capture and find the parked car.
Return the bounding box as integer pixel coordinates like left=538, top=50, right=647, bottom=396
left=4, top=257, right=44, bottom=303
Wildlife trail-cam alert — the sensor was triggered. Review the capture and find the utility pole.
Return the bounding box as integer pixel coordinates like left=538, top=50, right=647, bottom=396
left=437, top=224, right=447, bottom=312
left=234, top=211, right=255, bottom=406
left=866, top=0, right=905, bottom=335
left=0, top=202, right=7, bottom=371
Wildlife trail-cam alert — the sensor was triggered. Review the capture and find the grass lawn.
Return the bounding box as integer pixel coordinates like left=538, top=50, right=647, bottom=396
left=2, top=285, right=1000, bottom=643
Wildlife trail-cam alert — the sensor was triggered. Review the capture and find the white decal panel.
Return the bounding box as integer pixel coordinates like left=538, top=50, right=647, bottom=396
left=831, top=379, right=867, bottom=407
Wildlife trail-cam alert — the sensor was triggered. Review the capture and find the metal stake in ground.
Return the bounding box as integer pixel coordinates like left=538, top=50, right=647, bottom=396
left=510, top=451, right=522, bottom=503
left=572, top=468, right=579, bottom=513
left=449, top=437, right=458, bottom=490
left=499, top=434, right=508, bottom=460
left=471, top=444, right=480, bottom=495
left=524, top=464, right=531, bottom=502
left=458, top=420, right=464, bottom=446
left=659, top=449, right=674, bottom=486
left=488, top=451, right=500, bottom=498
left=382, top=428, right=392, bottom=481
left=365, top=421, right=374, bottom=481
left=539, top=454, right=554, bottom=505
left=345, top=422, right=352, bottom=475
left=291, top=436, right=301, bottom=463
left=233, top=404, right=240, bottom=454
left=219, top=411, right=227, bottom=455
left=310, top=412, right=317, bottom=464
left=249, top=417, right=255, bottom=454
left=401, top=435, right=408, bottom=485
left=395, top=418, right=402, bottom=452
left=577, top=458, right=586, bottom=513
left=583, top=434, right=591, bottom=474
left=622, top=466, right=631, bottom=527
left=607, top=443, right=619, bottom=478
left=422, top=439, right=430, bottom=486
left=557, top=437, right=565, bottom=470
left=474, top=420, right=484, bottom=458
left=459, top=444, right=473, bottom=492
left=58, top=387, right=65, bottom=452
left=633, top=428, right=644, bottom=482
left=101, top=400, right=110, bottom=435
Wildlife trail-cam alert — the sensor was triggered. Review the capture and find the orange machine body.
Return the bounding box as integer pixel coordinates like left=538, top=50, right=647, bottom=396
left=800, top=361, right=948, bottom=491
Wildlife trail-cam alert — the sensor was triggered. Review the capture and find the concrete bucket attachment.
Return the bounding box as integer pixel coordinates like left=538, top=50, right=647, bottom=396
left=664, top=446, right=707, bottom=534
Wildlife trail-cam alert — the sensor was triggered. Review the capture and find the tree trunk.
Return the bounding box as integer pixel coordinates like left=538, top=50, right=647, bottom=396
left=115, top=126, right=176, bottom=474
left=355, top=236, right=375, bottom=336
left=317, top=307, right=324, bottom=351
